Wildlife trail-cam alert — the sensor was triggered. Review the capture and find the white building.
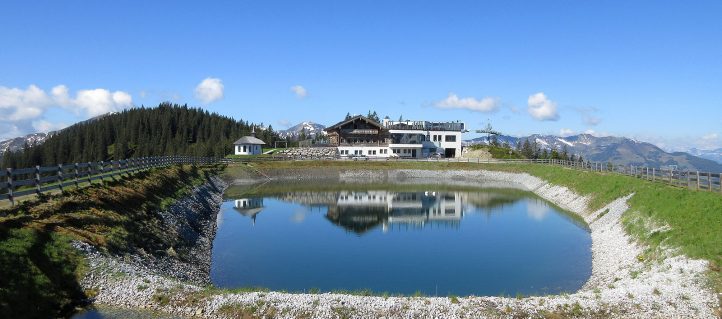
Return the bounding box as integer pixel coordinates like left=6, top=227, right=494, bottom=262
left=232, top=129, right=265, bottom=155
left=382, top=119, right=465, bottom=158
left=324, top=116, right=466, bottom=159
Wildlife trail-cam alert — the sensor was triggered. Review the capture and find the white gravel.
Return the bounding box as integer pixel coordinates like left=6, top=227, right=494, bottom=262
left=78, top=169, right=719, bottom=318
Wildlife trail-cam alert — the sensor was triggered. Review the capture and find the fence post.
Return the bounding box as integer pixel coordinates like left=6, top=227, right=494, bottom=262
left=652, top=168, right=655, bottom=182
left=58, top=164, right=64, bottom=194
left=708, top=172, right=712, bottom=191
left=720, top=173, right=722, bottom=194
left=87, top=162, right=93, bottom=185
left=686, top=171, right=690, bottom=189
left=74, top=163, right=79, bottom=189
left=696, top=171, right=700, bottom=190
left=99, top=161, right=105, bottom=184
left=7, top=168, right=14, bottom=206
left=34, top=165, right=41, bottom=196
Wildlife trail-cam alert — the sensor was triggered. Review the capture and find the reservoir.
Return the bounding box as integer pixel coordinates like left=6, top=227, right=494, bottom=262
left=211, top=185, right=592, bottom=296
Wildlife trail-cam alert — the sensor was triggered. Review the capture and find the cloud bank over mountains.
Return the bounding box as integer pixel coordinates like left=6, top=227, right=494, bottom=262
left=0, top=84, right=134, bottom=139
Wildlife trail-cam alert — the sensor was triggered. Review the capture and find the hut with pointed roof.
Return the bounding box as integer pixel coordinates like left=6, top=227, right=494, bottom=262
left=233, top=128, right=266, bottom=155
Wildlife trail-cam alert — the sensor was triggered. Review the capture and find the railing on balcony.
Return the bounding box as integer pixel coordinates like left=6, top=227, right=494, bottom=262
left=340, top=129, right=379, bottom=134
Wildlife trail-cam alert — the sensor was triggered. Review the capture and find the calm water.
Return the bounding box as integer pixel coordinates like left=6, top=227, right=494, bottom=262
left=211, top=187, right=592, bottom=296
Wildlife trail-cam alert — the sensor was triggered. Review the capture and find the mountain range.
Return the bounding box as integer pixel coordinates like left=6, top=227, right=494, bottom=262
left=687, top=148, right=722, bottom=165
left=0, top=132, right=54, bottom=157
left=277, top=121, right=327, bottom=140
left=466, top=134, right=722, bottom=172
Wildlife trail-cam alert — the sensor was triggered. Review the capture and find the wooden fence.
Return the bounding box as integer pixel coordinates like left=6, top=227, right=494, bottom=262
left=1, top=156, right=218, bottom=205
left=4, top=155, right=719, bottom=205
left=221, top=156, right=722, bottom=194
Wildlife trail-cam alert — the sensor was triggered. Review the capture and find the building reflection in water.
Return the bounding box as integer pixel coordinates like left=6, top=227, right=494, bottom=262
left=327, top=191, right=465, bottom=234
left=232, top=190, right=529, bottom=233
left=233, top=197, right=264, bottom=225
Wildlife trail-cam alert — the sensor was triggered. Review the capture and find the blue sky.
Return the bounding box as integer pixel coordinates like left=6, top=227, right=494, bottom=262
left=1, top=1, right=721, bottom=150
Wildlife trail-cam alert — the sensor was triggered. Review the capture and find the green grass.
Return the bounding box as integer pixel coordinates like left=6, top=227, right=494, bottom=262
left=468, top=144, right=524, bottom=159
left=0, top=164, right=222, bottom=318
left=0, top=228, right=86, bottom=318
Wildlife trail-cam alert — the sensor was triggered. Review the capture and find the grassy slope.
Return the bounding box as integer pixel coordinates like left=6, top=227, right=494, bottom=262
left=467, top=144, right=524, bottom=159
left=229, top=161, right=722, bottom=297
left=0, top=165, right=220, bottom=318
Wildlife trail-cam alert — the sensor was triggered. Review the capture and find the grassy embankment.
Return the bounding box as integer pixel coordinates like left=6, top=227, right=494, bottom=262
left=226, top=160, right=722, bottom=305
left=0, top=164, right=221, bottom=318
left=467, top=144, right=524, bottom=159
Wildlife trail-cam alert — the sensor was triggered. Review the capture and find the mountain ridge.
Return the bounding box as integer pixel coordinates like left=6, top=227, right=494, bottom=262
left=277, top=121, right=327, bottom=139
left=466, top=133, right=722, bottom=172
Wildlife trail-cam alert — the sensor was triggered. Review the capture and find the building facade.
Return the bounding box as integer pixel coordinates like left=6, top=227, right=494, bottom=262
left=324, top=115, right=392, bottom=157
left=233, top=129, right=266, bottom=155
left=324, top=115, right=465, bottom=158
left=383, top=119, right=465, bottom=158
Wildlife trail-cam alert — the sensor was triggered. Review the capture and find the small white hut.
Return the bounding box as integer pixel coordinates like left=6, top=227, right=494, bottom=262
left=233, top=128, right=266, bottom=155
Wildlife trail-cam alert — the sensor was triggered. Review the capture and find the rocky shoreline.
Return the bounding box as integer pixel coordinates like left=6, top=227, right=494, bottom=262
left=76, top=169, right=718, bottom=318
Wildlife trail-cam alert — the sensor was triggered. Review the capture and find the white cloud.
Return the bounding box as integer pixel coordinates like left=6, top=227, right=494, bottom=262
left=702, top=133, right=719, bottom=141
left=559, top=128, right=576, bottom=137
left=290, top=85, right=308, bottom=98
left=194, top=77, right=224, bottom=103
left=73, top=89, right=133, bottom=117
left=0, top=85, right=51, bottom=121
left=527, top=92, right=559, bottom=121
left=0, top=84, right=133, bottom=139
left=435, top=93, right=499, bottom=112
left=32, top=120, right=68, bottom=133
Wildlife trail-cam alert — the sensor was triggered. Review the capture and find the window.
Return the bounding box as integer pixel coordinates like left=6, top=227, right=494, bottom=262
left=445, top=135, right=457, bottom=142
left=243, top=145, right=247, bottom=152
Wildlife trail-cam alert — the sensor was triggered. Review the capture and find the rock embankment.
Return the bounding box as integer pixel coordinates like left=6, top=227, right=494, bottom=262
left=275, top=147, right=337, bottom=158
left=78, top=176, right=227, bottom=287
left=77, top=169, right=718, bottom=318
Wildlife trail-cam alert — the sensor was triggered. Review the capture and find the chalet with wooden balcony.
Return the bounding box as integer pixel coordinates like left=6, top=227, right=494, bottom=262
left=324, top=115, right=391, bottom=157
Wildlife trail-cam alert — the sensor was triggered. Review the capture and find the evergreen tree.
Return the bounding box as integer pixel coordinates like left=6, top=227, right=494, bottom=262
left=521, top=139, right=533, bottom=158
left=561, top=145, right=569, bottom=161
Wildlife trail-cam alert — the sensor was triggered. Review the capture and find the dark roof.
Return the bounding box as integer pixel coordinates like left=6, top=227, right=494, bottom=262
left=233, top=136, right=266, bottom=145
left=324, top=115, right=383, bottom=132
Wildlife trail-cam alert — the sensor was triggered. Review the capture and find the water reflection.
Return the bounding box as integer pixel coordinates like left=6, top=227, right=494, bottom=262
left=232, top=198, right=264, bottom=225
left=231, top=190, right=550, bottom=234
left=215, top=188, right=592, bottom=296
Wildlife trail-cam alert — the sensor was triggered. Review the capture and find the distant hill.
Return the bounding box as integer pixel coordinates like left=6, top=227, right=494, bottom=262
left=466, top=134, right=722, bottom=172
left=278, top=121, right=326, bottom=140
left=688, top=148, right=722, bottom=164
left=1, top=103, right=280, bottom=168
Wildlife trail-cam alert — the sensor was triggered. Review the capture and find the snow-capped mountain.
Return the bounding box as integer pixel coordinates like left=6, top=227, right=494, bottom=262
left=0, top=132, right=54, bottom=157
left=466, top=134, right=722, bottom=172
left=0, top=112, right=118, bottom=158
left=278, top=121, right=327, bottom=140
left=687, top=148, right=722, bottom=164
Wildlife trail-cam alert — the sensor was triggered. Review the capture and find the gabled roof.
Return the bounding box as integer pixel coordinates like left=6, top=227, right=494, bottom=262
left=233, top=136, right=266, bottom=145
left=324, top=115, right=383, bottom=132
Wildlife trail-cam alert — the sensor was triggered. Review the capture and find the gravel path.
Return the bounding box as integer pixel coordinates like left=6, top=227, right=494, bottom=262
left=77, top=169, right=718, bottom=318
